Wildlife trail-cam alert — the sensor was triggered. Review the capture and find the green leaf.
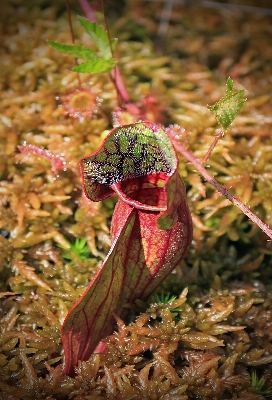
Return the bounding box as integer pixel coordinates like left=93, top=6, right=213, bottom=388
left=78, top=17, right=112, bottom=59
left=73, top=58, right=116, bottom=74
left=207, top=77, right=247, bottom=130
left=48, top=41, right=98, bottom=60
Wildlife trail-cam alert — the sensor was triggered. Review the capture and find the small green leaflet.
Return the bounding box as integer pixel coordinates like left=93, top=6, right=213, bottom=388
left=78, top=17, right=113, bottom=60
left=48, top=17, right=116, bottom=75
left=73, top=58, right=116, bottom=73
left=207, top=78, right=247, bottom=130
left=48, top=42, right=98, bottom=60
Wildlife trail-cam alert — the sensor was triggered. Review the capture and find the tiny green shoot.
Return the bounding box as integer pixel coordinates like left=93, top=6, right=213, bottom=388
left=154, top=291, right=177, bottom=305
left=251, top=370, right=272, bottom=396
left=58, top=238, right=91, bottom=264
left=207, top=77, right=247, bottom=130
left=152, top=290, right=182, bottom=319
left=77, top=17, right=114, bottom=60
left=48, top=17, right=116, bottom=74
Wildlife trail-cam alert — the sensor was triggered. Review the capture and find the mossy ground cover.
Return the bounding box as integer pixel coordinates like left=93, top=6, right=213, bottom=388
left=0, top=0, right=272, bottom=398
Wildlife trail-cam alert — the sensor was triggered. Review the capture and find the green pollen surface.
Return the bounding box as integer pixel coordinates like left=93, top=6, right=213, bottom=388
left=118, top=135, right=130, bottom=153
left=123, top=158, right=135, bottom=175
left=132, top=143, right=143, bottom=158
left=137, top=134, right=151, bottom=145
left=105, top=139, right=118, bottom=154
left=96, top=151, right=107, bottom=162
left=108, top=154, right=121, bottom=164
left=101, top=164, right=117, bottom=174
left=82, top=122, right=177, bottom=188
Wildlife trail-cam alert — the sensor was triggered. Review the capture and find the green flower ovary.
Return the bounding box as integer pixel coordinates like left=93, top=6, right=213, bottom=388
left=82, top=123, right=177, bottom=186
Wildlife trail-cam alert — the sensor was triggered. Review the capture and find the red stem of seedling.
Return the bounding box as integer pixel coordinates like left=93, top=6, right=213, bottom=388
left=110, top=67, right=130, bottom=105
left=78, top=0, right=96, bottom=22
left=202, top=129, right=224, bottom=165
left=78, top=0, right=131, bottom=106
left=100, top=0, right=130, bottom=105
left=169, top=134, right=272, bottom=240
left=66, top=0, right=81, bottom=87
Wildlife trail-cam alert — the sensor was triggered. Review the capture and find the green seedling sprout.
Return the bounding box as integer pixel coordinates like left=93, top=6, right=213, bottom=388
left=251, top=370, right=272, bottom=396
left=58, top=238, right=91, bottom=264
left=154, top=291, right=177, bottom=305
left=48, top=17, right=116, bottom=74
left=201, top=77, right=247, bottom=163
left=150, top=290, right=183, bottom=320
left=207, top=77, right=247, bottom=130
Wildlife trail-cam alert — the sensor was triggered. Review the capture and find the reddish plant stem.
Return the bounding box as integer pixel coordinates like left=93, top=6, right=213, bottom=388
left=78, top=0, right=130, bottom=106
left=100, top=0, right=130, bottom=105
left=171, top=137, right=272, bottom=240
left=66, top=0, right=81, bottom=87
left=110, top=67, right=130, bottom=105
left=202, top=129, right=224, bottom=164
left=78, top=0, right=96, bottom=22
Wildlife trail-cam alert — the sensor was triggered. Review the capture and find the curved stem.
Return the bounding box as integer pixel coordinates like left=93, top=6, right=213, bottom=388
left=66, top=0, right=81, bottom=87
left=78, top=0, right=130, bottom=105
left=100, top=0, right=130, bottom=105
left=78, top=0, right=96, bottom=22
left=202, top=129, right=224, bottom=164
left=170, top=137, right=272, bottom=240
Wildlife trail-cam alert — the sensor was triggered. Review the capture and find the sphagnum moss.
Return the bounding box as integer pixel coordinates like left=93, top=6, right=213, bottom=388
left=0, top=0, right=272, bottom=398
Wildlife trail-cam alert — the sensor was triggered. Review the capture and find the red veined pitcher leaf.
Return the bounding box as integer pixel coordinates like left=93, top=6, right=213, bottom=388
left=62, top=203, right=135, bottom=376
left=111, top=174, right=192, bottom=286
left=156, top=170, right=187, bottom=230
left=111, top=172, right=167, bottom=212
left=63, top=121, right=192, bottom=376
left=62, top=173, right=192, bottom=376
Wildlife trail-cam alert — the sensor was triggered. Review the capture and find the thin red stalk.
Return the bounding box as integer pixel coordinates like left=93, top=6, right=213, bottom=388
left=78, top=0, right=130, bottom=105
left=171, top=138, right=272, bottom=240
left=202, top=129, right=224, bottom=164
left=78, top=0, right=96, bottom=22
left=101, top=0, right=130, bottom=105
left=101, top=0, right=112, bottom=55
left=66, top=0, right=81, bottom=87
left=110, top=67, right=130, bottom=105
